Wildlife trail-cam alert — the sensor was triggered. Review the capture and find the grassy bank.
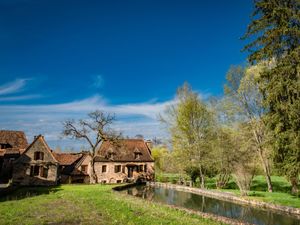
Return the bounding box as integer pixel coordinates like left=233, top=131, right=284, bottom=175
left=155, top=174, right=300, bottom=208
left=0, top=184, right=225, bottom=225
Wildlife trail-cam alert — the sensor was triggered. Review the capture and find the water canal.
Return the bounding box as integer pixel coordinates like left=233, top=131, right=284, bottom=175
left=121, top=185, right=300, bottom=225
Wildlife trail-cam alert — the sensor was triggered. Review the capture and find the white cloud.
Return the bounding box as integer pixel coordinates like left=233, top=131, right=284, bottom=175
left=0, top=78, right=41, bottom=102
left=0, top=95, right=174, bottom=150
left=0, top=95, right=174, bottom=118
left=0, top=94, right=41, bottom=101
left=0, top=79, right=28, bottom=95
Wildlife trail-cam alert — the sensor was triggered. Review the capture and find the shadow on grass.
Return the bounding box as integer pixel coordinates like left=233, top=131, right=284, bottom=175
left=0, top=185, right=63, bottom=202
left=248, top=191, right=265, bottom=197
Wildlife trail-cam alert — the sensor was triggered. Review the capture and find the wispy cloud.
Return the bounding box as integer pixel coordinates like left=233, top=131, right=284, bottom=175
left=0, top=95, right=174, bottom=149
left=0, top=78, right=42, bottom=102
left=92, top=74, right=104, bottom=88
left=0, top=95, right=174, bottom=118
left=0, top=94, right=41, bottom=102
left=0, top=79, right=28, bottom=95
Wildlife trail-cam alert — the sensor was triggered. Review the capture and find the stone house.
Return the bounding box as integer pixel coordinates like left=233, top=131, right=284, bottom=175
left=13, top=135, right=59, bottom=186
left=11, top=134, right=92, bottom=186
left=0, top=130, right=28, bottom=183
left=94, top=139, right=155, bottom=184
left=53, top=152, right=92, bottom=184
left=1, top=130, right=156, bottom=186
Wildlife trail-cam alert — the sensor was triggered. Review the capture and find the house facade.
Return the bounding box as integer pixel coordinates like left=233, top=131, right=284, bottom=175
left=13, top=135, right=59, bottom=186
left=94, top=139, right=155, bottom=184
left=12, top=135, right=93, bottom=186
left=0, top=130, right=28, bottom=183
left=53, top=152, right=92, bottom=184
left=1, top=130, right=155, bottom=186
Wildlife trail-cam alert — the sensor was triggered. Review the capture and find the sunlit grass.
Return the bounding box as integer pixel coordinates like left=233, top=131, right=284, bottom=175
left=0, top=185, right=225, bottom=225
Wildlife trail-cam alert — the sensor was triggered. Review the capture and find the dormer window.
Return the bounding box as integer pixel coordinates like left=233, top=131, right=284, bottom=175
left=0, top=143, right=12, bottom=149
left=34, top=151, right=44, bottom=160
left=134, top=148, right=142, bottom=160
left=108, top=152, right=114, bottom=160
left=107, top=148, right=116, bottom=160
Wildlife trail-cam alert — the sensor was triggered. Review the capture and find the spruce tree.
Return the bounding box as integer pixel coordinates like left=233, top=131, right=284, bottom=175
left=243, top=0, right=300, bottom=194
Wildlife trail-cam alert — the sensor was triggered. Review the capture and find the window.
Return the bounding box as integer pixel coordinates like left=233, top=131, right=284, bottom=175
left=117, top=180, right=122, bottom=183
left=102, top=165, right=107, bottom=173
left=114, top=165, right=121, bottom=173
left=30, top=165, right=48, bottom=178
left=144, top=165, right=147, bottom=173
left=134, top=152, right=142, bottom=160
left=30, top=166, right=34, bottom=176
left=108, top=153, right=114, bottom=160
left=30, top=165, right=40, bottom=177
left=0, top=143, right=12, bottom=149
left=122, top=166, right=125, bottom=173
left=139, top=165, right=143, bottom=172
left=34, top=151, right=44, bottom=160
left=81, top=165, right=88, bottom=173
left=101, top=180, right=107, bottom=184
left=41, top=167, right=48, bottom=178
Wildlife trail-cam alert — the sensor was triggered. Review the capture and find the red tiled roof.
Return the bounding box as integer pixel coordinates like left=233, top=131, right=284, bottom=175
left=0, top=148, right=21, bottom=157
left=3, top=148, right=20, bottom=155
left=53, top=152, right=83, bottom=166
left=95, top=139, right=154, bottom=162
left=0, top=130, right=28, bottom=150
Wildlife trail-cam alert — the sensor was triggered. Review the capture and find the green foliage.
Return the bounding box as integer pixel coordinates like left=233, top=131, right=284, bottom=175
left=243, top=0, right=300, bottom=63
left=184, top=166, right=200, bottom=183
left=151, top=146, right=169, bottom=172
left=223, top=64, right=274, bottom=192
left=163, top=83, right=215, bottom=187
left=155, top=173, right=189, bottom=184
left=244, top=0, right=300, bottom=193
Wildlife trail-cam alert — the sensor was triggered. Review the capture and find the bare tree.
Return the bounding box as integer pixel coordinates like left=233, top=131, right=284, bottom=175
left=134, top=134, right=144, bottom=139
left=62, top=110, right=121, bottom=183
left=224, top=65, right=273, bottom=192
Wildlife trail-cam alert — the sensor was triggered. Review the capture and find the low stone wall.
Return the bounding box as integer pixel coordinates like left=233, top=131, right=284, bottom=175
left=116, top=184, right=252, bottom=225
left=113, top=182, right=146, bottom=191
left=148, top=182, right=300, bottom=218
left=166, top=204, right=252, bottom=225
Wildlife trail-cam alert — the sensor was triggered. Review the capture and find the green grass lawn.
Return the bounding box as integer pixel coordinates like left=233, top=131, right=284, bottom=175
left=213, top=176, right=300, bottom=208
left=217, top=189, right=300, bottom=208
left=0, top=184, right=225, bottom=225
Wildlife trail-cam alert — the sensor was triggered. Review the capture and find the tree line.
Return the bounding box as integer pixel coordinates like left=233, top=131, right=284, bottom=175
left=156, top=0, right=299, bottom=195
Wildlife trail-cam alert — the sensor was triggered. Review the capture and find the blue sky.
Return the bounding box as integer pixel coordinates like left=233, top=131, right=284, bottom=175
left=0, top=0, right=253, bottom=149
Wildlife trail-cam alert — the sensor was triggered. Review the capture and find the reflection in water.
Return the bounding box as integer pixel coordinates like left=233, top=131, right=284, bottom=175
left=122, top=185, right=300, bottom=225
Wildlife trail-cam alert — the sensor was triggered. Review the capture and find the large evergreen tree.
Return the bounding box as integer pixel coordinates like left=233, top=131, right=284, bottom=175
left=243, top=0, right=300, bottom=194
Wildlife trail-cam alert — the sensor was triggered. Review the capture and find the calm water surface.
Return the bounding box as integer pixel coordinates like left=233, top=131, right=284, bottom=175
left=122, top=185, right=300, bottom=225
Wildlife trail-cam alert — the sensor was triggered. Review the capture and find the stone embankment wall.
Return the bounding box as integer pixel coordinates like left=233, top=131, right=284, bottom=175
left=148, top=182, right=300, bottom=217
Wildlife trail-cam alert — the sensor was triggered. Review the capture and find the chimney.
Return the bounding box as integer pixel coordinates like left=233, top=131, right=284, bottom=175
left=145, top=140, right=153, bottom=150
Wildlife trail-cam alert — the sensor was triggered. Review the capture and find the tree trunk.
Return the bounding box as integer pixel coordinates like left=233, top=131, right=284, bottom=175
left=216, top=172, right=230, bottom=189
left=253, top=129, right=273, bottom=192
left=199, top=165, right=205, bottom=189
left=258, top=150, right=273, bottom=192
left=290, top=177, right=299, bottom=195
left=91, top=157, right=98, bottom=184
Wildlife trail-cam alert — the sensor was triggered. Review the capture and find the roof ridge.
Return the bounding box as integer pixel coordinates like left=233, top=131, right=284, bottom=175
left=20, top=135, right=58, bottom=163
left=0, top=130, right=26, bottom=133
